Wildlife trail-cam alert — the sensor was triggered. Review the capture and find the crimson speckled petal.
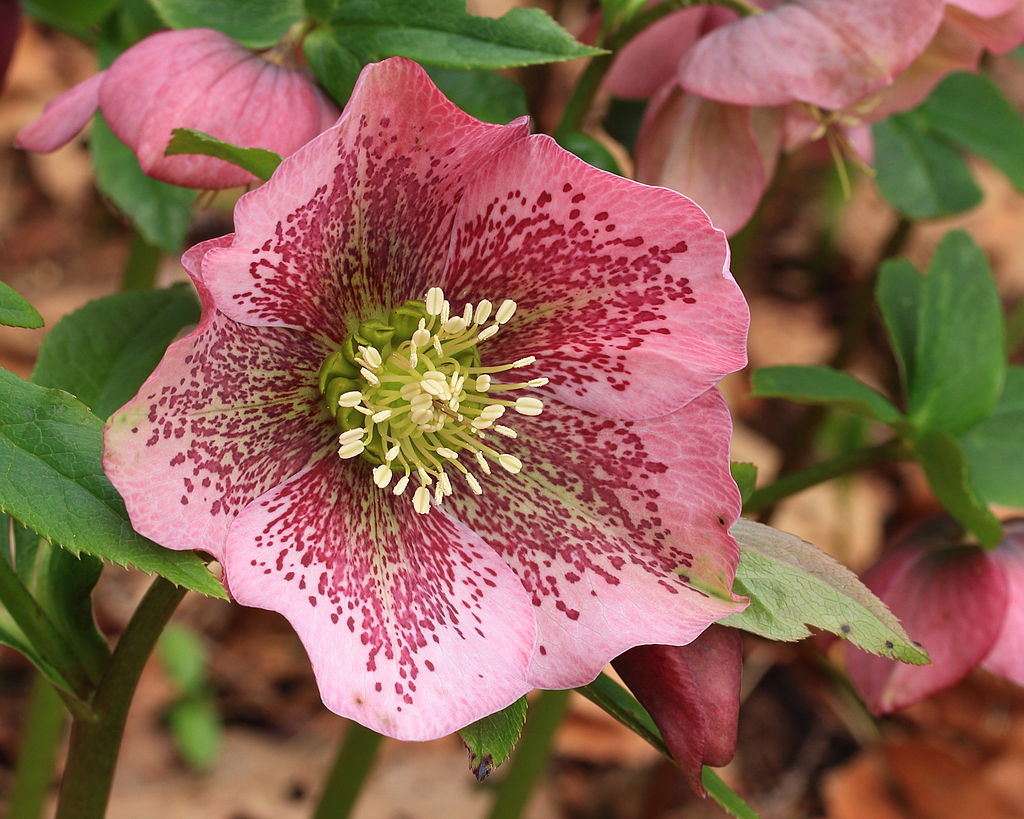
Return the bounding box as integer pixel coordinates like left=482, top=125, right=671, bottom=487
left=223, top=453, right=536, bottom=740
left=443, top=135, right=748, bottom=419
left=678, top=0, right=946, bottom=110
left=204, top=58, right=530, bottom=343
left=984, top=521, right=1024, bottom=686
left=444, top=388, right=744, bottom=689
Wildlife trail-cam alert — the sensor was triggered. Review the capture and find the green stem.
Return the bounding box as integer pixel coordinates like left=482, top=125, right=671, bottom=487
left=119, top=234, right=162, bottom=292
left=8, top=674, right=67, bottom=819
left=486, top=689, right=571, bottom=819
left=312, top=721, right=384, bottom=819
left=744, top=438, right=906, bottom=516
left=55, top=577, right=187, bottom=819
left=1004, top=297, right=1024, bottom=356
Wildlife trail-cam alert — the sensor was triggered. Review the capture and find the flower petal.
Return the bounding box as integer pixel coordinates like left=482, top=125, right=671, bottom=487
left=222, top=453, right=536, bottom=740
left=444, top=388, right=744, bottom=689
left=983, top=520, right=1024, bottom=686
left=443, top=134, right=748, bottom=420
left=678, top=0, right=946, bottom=110
left=15, top=71, right=104, bottom=153
left=947, top=2, right=1024, bottom=54
left=202, top=57, right=530, bottom=342
left=845, top=535, right=1009, bottom=714
left=947, top=0, right=1020, bottom=17
left=104, top=240, right=333, bottom=559
left=636, top=87, right=782, bottom=236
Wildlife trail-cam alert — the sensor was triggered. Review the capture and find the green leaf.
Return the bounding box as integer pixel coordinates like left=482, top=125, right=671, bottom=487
left=0, top=368, right=227, bottom=597
left=702, top=768, right=761, bottom=819
left=303, top=28, right=363, bottom=106
left=919, top=72, right=1024, bottom=191
left=555, top=131, right=624, bottom=175
left=114, top=0, right=165, bottom=46
left=32, top=286, right=200, bottom=419
left=425, top=66, right=528, bottom=124
left=165, top=129, right=283, bottom=183
left=0, top=282, right=44, bottom=329
left=910, top=231, right=1004, bottom=434
left=324, top=0, right=604, bottom=69
left=166, top=697, right=222, bottom=769
left=875, top=257, right=922, bottom=390
left=459, top=696, right=527, bottom=781
left=91, top=114, right=195, bottom=254
left=23, top=0, right=117, bottom=25
left=730, top=462, right=758, bottom=506
left=872, top=114, right=982, bottom=219
left=960, top=366, right=1024, bottom=508
left=752, top=366, right=903, bottom=425
left=916, top=429, right=1003, bottom=547
left=148, top=0, right=304, bottom=48
left=724, top=519, right=928, bottom=663
left=159, top=623, right=208, bottom=692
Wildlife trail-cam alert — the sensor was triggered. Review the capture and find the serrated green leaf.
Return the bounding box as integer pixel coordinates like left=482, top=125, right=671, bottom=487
left=724, top=519, right=928, bottom=663
left=91, top=114, right=194, bottom=254
left=910, top=231, right=1004, bottom=434
left=426, top=66, right=528, bottom=124
left=0, top=282, right=44, bottom=329
left=32, top=286, right=200, bottom=419
left=752, top=366, right=903, bottom=425
left=0, top=368, right=226, bottom=597
left=876, top=257, right=922, bottom=390
left=960, top=366, right=1024, bottom=508
left=165, top=129, right=283, bottom=183
left=555, top=131, right=624, bottom=175
left=459, top=696, right=527, bottom=781
left=872, top=114, right=982, bottom=219
left=731, top=462, right=758, bottom=506
left=920, top=72, right=1024, bottom=191
left=325, top=0, right=604, bottom=69
left=916, top=429, right=1003, bottom=547
left=149, top=0, right=304, bottom=48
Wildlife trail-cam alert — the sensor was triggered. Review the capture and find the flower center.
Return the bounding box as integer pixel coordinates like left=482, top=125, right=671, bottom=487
left=318, top=287, right=545, bottom=514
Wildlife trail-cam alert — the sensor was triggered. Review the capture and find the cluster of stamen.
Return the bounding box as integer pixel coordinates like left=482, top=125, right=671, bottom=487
left=318, top=287, right=546, bottom=514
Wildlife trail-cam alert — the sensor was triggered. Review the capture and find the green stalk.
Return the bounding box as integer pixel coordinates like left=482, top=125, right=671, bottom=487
left=8, top=674, right=67, bottom=819
left=485, top=689, right=571, bottom=819
left=312, top=721, right=384, bottom=819
left=55, top=577, right=187, bottom=819
left=119, top=234, right=162, bottom=292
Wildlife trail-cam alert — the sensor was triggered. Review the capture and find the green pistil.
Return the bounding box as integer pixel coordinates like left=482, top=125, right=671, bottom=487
left=316, top=288, right=547, bottom=514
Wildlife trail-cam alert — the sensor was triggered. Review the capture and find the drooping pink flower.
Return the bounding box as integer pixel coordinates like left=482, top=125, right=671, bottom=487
left=102, top=58, right=751, bottom=740
left=613, top=626, right=742, bottom=793
left=846, top=519, right=1024, bottom=714
left=15, top=28, right=339, bottom=189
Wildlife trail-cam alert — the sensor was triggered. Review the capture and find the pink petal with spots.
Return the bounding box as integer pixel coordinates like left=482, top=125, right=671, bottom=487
left=845, top=537, right=1008, bottom=714
left=443, top=134, right=748, bottom=420
left=104, top=237, right=334, bottom=559
left=947, top=2, right=1024, bottom=53
left=202, top=57, right=530, bottom=343
left=678, top=0, right=946, bottom=110
left=222, top=453, right=535, bottom=740
left=15, top=71, right=104, bottom=153
left=635, top=86, right=782, bottom=236
left=444, top=388, right=744, bottom=690
left=983, top=520, right=1024, bottom=686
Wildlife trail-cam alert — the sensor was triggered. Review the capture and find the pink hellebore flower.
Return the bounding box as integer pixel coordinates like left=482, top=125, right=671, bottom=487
left=845, top=519, right=1024, bottom=714
left=15, top=28, right=339, bottom=189
left=103, top=58, right=751, bottom=740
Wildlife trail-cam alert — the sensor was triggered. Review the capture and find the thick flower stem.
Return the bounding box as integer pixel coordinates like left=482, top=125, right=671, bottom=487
left=743, top=439, right=906, bottom=517
left=312, top=721, right=384, bottom=819
left=55, top=577, right=186, bottom=819
left=119, top=234, right=162, bottom=292
left=485, top=689, right=571, bottom=819
left=8, top=674, right=67, bottom=819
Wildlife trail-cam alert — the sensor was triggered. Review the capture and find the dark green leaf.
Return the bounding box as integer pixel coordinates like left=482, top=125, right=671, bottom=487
left=0, top=282, right=44, bottom=329
left=91, top=114, right=195, bottom=254
left=702, top=768, right=761, bottom=819
left=0, top=369, right=226, bottom=597
left=33, top=286, right=200, bottom=419
left=752, top=366, right=902, bottom=425
left=910, top=231, right=1004, bottom=434
left=915, top=429, right=1002, bottom=547
left=731, top=462, right=758, bottom=506
left=325, top=0, right=603, bottom=69
left=148, top=0, right=304, bottom=48
left=555, top=131, right=624, bottom=175
left=167, top=698, right=222, bottom=769
left=920, top=72, right=1024, bottom=191
left=960, top=367, right=1024, bottom=508
left=165, top=129, right=282, bottom=183
left=459, top=696, right=527, bottom=781
left=303, top=28, right=363, bottom=106
left=875, top=257, right=922, bottom=390
left=425, top=66, right=528, bottom=124
left=23, top=0, right=117, bottom=25
left=724, top=519, right=928, bottom=663
left=872, top=114, right=982, bottom=219
left=114, top=0, right=165, bottom=46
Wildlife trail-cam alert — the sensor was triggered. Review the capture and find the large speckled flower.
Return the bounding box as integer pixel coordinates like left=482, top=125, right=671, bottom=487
left=103, top=58, right=750, bottom=740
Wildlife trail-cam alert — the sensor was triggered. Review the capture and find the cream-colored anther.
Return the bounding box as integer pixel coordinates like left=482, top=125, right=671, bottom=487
left=514, top=397, right=544, bottom=416
left=433, top=482, right=445, bottom=504
left=439, top=473, right=453, bottom=496
left=466, top=473, right=483, bottom=495
left=338, top=428, right=364, bottom=444
left=385, top=445, right=401, bottom=462
left=354, top=405, right=374, bottom=416
left=393, top=475, right=410, bottom=495
left=462, top=303, right=474, bottom=324
left=372, top=464, right=393, bottom=488
left=400, top=382, right=421, bottom=399
left=495, top=299, right=517, bottom=324
left=474, top=300, right=492, bottom=325
left=360, top=346, right=382, bottom=369
left=512, top=356, right=536, bottom=368
left=477, top=324, right=499, bottom=341
left=413, top=486, right=431, bottom=514
left=411, top=328, right=431, bottom=348
left=493, top=425, right=517, bottom=438
left=409, top=393, right=433, bottom=409
left=480, top=404, right=505, bottom=419
left=338, top=391, right=363, bottom=407
left=338, top=440, right=365, bottom=459
left=359, top=367, right=380, bottom=386
left=443, top=316, right=467, bottom=335
left=425, top=287, right=445, bottom=316
left=475, top=451, right=492, bottom=475
left=417, top=468, right=432, bottom=486
left=371, top=409, right=392, bottom=423
left=475, top=374, right=492, bottom=392
left=432, top=336, right=443, bottom=356
left=440, top=300, right=451, bottom=323
left=419, top=378, right=447, bottom=398
left=471, top=418, right=494, bottom=430
left=408, top=348, right=418, bottom=368
left=436, top=447, right=459, bottom=460
left=498, top=454, right=523, bottom=473
left=528, top=377, right=549, bottom=387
